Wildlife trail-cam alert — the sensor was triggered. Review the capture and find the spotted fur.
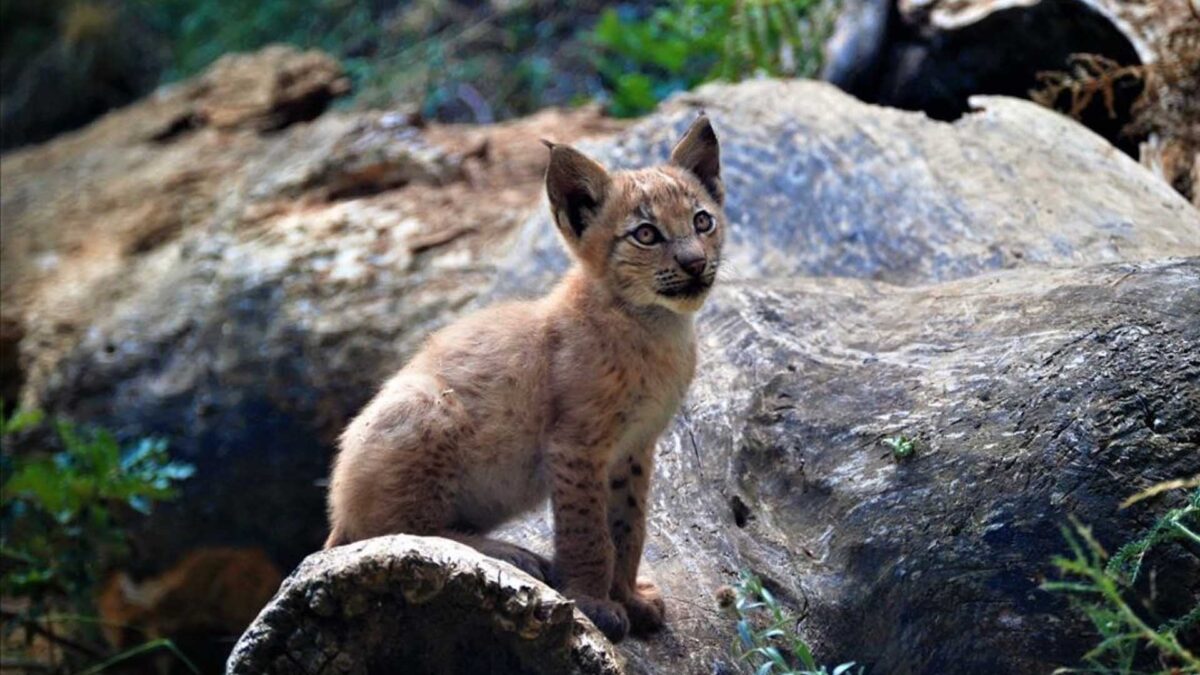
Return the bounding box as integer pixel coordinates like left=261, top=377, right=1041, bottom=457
left=325, top=115, right=726, bottom=642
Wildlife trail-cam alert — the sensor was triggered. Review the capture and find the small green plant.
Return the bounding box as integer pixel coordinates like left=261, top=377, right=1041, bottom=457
left=881, top=435, right=915, bottom=460
left=1, top=407, right=196, bottom=673
left=719, top=570, right=859, bottom=675
left=1044, top=487, right=1200, bottom=674
left=590, top=0, right=840, bottom=117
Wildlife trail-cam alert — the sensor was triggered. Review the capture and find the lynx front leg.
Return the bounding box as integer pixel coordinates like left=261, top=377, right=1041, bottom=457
left=549, top=452, right=630, bottom=642
left=608, top=447, right=666, bottom=635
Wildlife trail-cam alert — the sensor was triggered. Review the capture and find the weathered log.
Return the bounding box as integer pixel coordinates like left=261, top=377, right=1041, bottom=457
left=227, top=536, right=624, bottom=675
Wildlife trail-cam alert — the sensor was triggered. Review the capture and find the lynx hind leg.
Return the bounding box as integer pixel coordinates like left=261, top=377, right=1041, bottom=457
left=445, top=534, right=553, bottom=583
left=323, top=528, right=347, bottom=550
left=327, top=374, right=467, bottom=545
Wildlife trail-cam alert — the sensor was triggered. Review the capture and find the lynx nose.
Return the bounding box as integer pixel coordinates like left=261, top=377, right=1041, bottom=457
left=676, top=252, right=707, bottom=278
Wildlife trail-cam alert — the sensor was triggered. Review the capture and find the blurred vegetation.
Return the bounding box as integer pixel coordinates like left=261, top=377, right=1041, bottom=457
left=0, top=408, right=195, bottom=673
left=718, top=570, right=859, bottom=675
left=1, top=0, right=837, bottom=148
left=0, top=0, right=161, bottom=148
left=1044, top=486, right=1200, bottom=674
left=590, top=0, right=839, bottom=117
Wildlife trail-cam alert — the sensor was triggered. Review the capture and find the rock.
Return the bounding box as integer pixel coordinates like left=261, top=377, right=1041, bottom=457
left=821, top=0, right=891, bottom=98
left=252, top=112, right=476, bottom=201
left=495, top=80, right=1199, bottom=293
left=915, top=0, right=1200, bottom=206
left=525, top=258, right=1198, bottom=674
left=166, top=45, right=351, bottom=136
left=226, top=535, right=625, bottom=675
left=486, top=81, right=1200, bottom=674
left=3, top=71, right=1199, bottom=673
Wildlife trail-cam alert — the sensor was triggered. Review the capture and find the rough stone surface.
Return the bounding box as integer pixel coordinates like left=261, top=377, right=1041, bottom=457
left=495, top=80, right=1199, bottom=294
left=500, top=258, right=1200, bottom=674
left=3, top=67, right=1199, bottom=674
left=227, top=536, right=624, bottom=675
left=158, top=44, right=352, bottom=136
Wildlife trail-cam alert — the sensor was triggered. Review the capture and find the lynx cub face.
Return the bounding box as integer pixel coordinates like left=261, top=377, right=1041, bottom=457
left=545, top=116, right=725, bottom=314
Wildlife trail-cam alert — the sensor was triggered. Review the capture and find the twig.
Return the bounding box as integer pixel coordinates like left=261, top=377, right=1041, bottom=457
left=1120, top=476, right=1200, bottom=509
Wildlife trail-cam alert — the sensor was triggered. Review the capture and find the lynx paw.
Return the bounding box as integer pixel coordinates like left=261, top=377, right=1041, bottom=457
left=574, top=595, right=630, bottom=642
left=623, top=580, right=666, bottom=636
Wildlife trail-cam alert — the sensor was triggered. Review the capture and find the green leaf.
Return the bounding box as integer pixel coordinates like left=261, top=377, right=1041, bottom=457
left=763, top=645, right=788, bottom=668
left=737, top=618, right=754, bottom=649
left=128, top=495, right=152, bottom=515
left=1, top=409, right=45, bottom=435
left=611, top=73, right=659, bottom=118
left=760, top=585, right=777, bottom=607
left=793, top=636, right=818, bottom=671
left=77, top=637, right=200, bottom=675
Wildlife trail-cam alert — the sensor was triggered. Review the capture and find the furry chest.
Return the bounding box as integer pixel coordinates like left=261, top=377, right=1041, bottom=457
left=609, top=355, right=693, bottom=453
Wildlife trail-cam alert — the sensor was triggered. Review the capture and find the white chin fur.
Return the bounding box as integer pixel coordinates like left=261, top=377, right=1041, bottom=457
left=656, top=292, right=709, bottom=314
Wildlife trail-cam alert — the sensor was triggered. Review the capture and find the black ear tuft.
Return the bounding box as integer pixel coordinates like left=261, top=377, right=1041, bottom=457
left=669, top=114, right=723, bottom=205
left=545, top=144, right=611, bottom=239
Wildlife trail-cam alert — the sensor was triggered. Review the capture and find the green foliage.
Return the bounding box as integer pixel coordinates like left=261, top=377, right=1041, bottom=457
left=8, top=0, right=840, bottom=129
left=723, top=570, right=859, bottom=675
left=1108, top=488, right=1200, bottom=587
left=881, top=435, right=915, bottom=461
left=1044, top=489, right=1200, bottom=674
left=590, top=0, right=839, bottom=117
left=122, top=0, right=597, bottom=121
left=1, top=408, right=195, bottom=671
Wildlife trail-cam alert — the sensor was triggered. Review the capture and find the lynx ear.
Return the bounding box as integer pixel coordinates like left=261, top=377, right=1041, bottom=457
left=544, top=141, right=612, bottom=240
left=669, top=114, right=723, bottom=205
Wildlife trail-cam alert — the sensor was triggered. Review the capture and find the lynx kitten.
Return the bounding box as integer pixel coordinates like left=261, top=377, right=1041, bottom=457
left=325, top=115, right=726, bottom=641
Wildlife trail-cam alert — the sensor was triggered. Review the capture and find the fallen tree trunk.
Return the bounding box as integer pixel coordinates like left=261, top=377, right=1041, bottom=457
left=227, top=536, right=624, bottom=675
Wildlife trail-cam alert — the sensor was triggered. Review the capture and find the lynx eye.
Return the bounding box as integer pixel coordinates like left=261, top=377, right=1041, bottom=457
left=630, top=223, right=664, bottom=246
left=693, top=210, right=715, bottom=234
